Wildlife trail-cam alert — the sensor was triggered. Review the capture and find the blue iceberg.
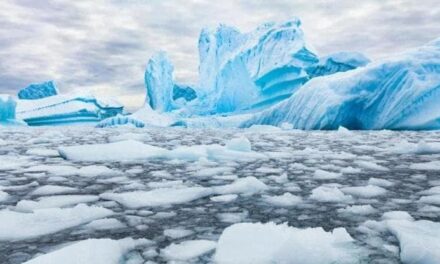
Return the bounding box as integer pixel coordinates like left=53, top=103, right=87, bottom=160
left=243, top=38, right=440, bottom=130
left=195, top=19, right=319, bottom=114
left=145, top=52, right=175, bottom=112
left=18, top=81, right=59, bottom=100
left=17, top=93, right=124, bottom=126
left=0, top=95, right=18, bottom=125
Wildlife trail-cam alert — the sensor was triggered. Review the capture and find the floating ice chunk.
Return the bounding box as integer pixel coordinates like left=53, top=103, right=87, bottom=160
left=0, top=204, right=113, bottom=241
left=0, top=191, right=9, bottom=203
left=161, top=240, right=217, bottom=261
left=100, top=187, right=212, bottom=209
left=389, top=140, right=440, bottom=155
left=368, top=178, right=394, bottom=187
left=337, top=205, right=377, bottom=216
left=314, top=169, right=342, bottom=180
left=24, top=238, right=149, bottom=264
left=23, top=165, right=79, bottom=176
left=163, top=228, right=194, bottom=239
left=225, top=137, right=252, bottom=152
left=382, top=211, right=414, bottom=221
left=59, top=140, right=168, bottom=162
left=410, top=161, right=440, bottom=171
left=101, top=176, right=266, bottom=208
left=262, top=193, right=302, bottom=207
left=355, top=161, right=389, bottom=171
left=419, top=194, right=440, bottom=205
left=77, top=165, right=118, bottom=177
left=16, top=195, right=99, bottom=212
left=341, top=185, right=387, bottom=198
left=59, top=139, right=266, bottom=162
left=193, top=167, right=234, bottom=178
left=420, top=186, right=440, bottom=195
left=213, top=176, right=268, bottom=195
left=215, top=222, right=360, bottom=264
left=341, top=166, right=362, bottom=174
left=386, top=220, right=440, bottom=264
left=217, top=211, right=248, bottom=223
left=310, top=186, right=353, bottom=203
left=210, top=194, right=238, bottom=203
left=108, top=132, right=152, bottom=143
left=83, top=218, right=126, bottom=230
left=25, top=148, right=59, bottom=157
left=246, top=125, right=283, bottom=133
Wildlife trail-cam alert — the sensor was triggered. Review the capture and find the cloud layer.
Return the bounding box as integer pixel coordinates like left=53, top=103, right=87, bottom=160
left=1, top=0, right=439, bottom=110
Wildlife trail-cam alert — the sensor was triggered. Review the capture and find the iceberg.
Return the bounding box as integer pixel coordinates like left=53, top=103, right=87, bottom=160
left=16, top=93, right=123, bottom=126
left=244, top=38, right=440, bottom=130
left=18, top=81, right=58, bottom=100
left=145, top=52, right=175, bottom=112
left=0, top=94, right=17, bottom=124
left=195, top=19, right=318, bottom=114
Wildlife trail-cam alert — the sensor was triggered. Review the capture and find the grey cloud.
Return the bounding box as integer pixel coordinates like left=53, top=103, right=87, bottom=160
left=0, top=0, right=439, bottom=110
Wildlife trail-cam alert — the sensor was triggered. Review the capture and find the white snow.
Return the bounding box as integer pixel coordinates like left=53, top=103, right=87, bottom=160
left=210, top=194, right=238, bottom=203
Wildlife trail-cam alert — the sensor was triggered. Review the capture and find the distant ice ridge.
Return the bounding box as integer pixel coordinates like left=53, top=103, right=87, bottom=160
left=17, top=93, right=123, bottom=126
left=18, top=81, right=58, bottom=100
left=244, top=38, right=440, bottom=130
left=0, top=95, right=18, bottom=125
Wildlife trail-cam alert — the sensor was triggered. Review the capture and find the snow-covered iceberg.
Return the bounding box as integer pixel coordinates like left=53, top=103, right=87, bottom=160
left=18, top=81, right=58, bottom=100
left=17, top=93, right=123, bottom=126
left=244, top=38, right=440, bottom=130
left=0, top=95, right=17, bottom=125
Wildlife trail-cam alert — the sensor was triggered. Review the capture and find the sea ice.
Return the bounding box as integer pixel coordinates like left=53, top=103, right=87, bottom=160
left=214, top=222, right=360, bottom=264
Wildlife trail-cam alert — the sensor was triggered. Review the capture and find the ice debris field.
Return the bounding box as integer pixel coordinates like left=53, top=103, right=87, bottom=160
left=1, top=16, right=440, bottom=264
left=0, top=126, right=439, bottom=263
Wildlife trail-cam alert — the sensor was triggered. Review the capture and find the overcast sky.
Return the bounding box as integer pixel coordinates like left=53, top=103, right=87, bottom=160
left=1, top=0, right=439, bottom=110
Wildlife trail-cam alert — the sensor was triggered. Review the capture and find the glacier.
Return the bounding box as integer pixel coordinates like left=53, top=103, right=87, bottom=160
left=18, top=81, right=59, bottom=100
left=16, top=93, right=123, bottom=126
left=243, top=38, right=440, bottom=130
left=0, top=95, right=18, bottom=125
